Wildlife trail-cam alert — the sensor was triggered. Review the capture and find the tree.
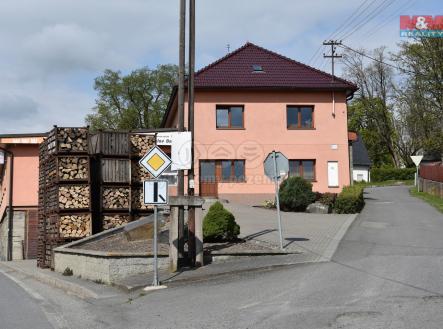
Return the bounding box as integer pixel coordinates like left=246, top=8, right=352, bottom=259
left=393, top=38, right=443, bottom=157
left=343, top=47, right=400, bottom=167
left=85, top=64, right=178, bottom=130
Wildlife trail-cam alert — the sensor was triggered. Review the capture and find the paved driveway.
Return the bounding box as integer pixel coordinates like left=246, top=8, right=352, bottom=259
left=219, top=202, right=356, bottom=262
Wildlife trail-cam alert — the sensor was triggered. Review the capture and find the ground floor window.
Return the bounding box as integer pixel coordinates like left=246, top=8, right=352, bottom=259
left=289, top=160, right=316, bottom=181
left=200, top=160, right=245, bottom=182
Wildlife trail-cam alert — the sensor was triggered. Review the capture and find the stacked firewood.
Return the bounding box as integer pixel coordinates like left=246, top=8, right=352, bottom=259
left=58, top=157, right=89, bottom=180
left=130, top=134, right=155, bottom=156
left=57, top=128, right=88, bottom=152
left=103, top=214, right=130, bottom=230
left=131, top=187, right=153, bottom=210
left=131, top=161, right=152, bottom=181
left=59, top=214, right=91, bottom=238
left=59, top=185, right=90, bottom=209
left=102, top=187, right=130, bottom=209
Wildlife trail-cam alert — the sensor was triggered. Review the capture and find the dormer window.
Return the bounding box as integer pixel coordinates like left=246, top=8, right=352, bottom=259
left=252, top=64, right=264, bottom=73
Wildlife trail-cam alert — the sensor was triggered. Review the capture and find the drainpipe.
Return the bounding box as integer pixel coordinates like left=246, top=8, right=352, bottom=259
left=332, top=91, right=336, bottom=117
left=0, top=146, right=13, bottom=261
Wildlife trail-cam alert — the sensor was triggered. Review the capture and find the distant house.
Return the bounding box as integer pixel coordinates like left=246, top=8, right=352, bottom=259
left=0, top=133, right=46, bottom=260
left=162, top=42, right=358, bottom=205
left=352, top=135, right=371, bottom=182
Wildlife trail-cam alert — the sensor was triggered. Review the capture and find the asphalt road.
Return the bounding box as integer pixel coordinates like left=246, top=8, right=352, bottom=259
left=0, top=271, right=53, bottom=329
left=2, top=186, right=443, bottom=329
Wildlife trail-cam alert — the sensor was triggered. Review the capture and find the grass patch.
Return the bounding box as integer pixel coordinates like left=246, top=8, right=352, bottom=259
left=409, top=188, right=443, bottom=213
left=355, top=180, right=414, bottom=188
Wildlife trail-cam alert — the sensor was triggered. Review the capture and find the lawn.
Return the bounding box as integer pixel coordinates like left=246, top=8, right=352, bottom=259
left=409, top=188, right=443, bottom=213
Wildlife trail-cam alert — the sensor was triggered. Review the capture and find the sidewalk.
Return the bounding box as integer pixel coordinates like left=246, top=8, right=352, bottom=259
left=0, top=208, right=357, bottom=296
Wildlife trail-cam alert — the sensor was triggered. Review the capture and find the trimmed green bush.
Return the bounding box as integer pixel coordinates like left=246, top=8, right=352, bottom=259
left=203, top=202, right=240, bottom=242
left=370, top=167, right=415, bottom=182
left=333, top=185, right=365, bottom=214
left=318, top=192, right=337, bottom=207
left=279, top=177, right=316, bottom=212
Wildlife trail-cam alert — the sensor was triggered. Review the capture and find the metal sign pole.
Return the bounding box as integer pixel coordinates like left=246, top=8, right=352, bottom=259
left=272, top=151, right=284, bottom=250
left=152, top=205, right=159, bottom=286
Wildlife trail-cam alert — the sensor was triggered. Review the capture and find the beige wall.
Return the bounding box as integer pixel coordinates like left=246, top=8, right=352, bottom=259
left=166, top=89, right=351, bottom=203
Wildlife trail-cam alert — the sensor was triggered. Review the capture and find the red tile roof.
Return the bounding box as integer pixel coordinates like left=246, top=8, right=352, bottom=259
left=194, top=42, right=357, bottom=92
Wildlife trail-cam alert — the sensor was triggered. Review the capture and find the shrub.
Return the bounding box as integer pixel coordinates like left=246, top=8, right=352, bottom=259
left=370, top=167, right=415, bottom=182
left=333, top=185, right=365, bottom=214
left=203, top=202, right=240, bottom=242
left=262, top=199, right=276, bottom=209
left=318, top=192, right=337, bottom=207
left=63, top=267, right=73, bottom=276
left=279, top=177, right=316, bottom=212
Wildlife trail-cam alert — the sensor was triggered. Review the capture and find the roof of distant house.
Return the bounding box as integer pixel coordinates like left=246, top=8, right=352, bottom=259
left=353, top=135, right=371, bottom=167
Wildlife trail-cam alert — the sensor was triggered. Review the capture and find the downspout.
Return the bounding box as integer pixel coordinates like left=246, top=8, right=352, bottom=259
left=0, top=146, right=13, bottom=261
left=332, top=91, right=336, bottom=117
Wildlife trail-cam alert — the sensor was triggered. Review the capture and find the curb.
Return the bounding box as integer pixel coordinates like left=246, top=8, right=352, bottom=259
left=0, top=262, right=99, bottom=300
left=319, top=213, right=358, bottom=262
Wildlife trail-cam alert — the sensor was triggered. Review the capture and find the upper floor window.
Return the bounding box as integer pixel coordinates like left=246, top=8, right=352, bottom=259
left=287, top=106, right=314, bottom=129
left=216, top=106, right=244, bottom=129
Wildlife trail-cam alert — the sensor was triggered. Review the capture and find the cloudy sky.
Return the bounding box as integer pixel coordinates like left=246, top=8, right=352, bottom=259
left=0, top=0, right=440, bottom=134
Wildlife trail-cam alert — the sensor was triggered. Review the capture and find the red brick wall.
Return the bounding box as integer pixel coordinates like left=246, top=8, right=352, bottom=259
left=25, top=209, right=38, bottom=259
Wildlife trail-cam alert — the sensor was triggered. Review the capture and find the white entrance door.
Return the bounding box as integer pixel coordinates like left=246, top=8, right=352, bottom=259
left=328, top=161, right=339, bottom=187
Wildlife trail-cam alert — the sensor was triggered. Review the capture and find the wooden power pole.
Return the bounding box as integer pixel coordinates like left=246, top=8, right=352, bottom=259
left=177, top=0, right=186, bottom=264
left=187, top=0, right=196, bottom=264
left=323, top=40, right=342, bottom=80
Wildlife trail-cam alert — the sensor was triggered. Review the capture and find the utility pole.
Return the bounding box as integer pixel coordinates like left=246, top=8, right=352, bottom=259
left=323, top=40, right=342, bottom=81
left=177, top=0, right=186, bottom=264
left=187, top=0, right=196, bottom=264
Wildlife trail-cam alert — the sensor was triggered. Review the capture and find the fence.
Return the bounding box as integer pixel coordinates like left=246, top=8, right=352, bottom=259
left=419, top=162, right=443, bottom=199
left=420, top=162, right=443, bottom=183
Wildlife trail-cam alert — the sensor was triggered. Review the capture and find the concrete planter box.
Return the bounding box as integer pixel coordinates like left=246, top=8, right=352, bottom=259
left=53, top=216, right=168, bottom=284
left=54, top=249, right=168, bottom=284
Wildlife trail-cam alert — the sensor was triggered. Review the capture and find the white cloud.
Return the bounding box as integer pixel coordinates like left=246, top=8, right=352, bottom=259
left=0, top=0, right=435, bottom=133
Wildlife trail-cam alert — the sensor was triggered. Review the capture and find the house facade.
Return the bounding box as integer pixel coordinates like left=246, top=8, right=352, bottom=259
left=352, top=135, right=371, bottom=182
left=162, top=43, right=357, bottom=205
left=0, top=133, right=45, bottom=260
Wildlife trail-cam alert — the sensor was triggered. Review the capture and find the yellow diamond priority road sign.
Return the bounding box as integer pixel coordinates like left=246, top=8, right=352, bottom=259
left=139, top=146, right=172, bottom=178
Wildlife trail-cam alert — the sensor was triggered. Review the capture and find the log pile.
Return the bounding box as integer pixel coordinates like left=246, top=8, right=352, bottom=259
left=131, top=161, right=152, bottom=181
left=102, top=187, right=130, bottom=209
left=59, top=214, right=91, bottom=238
left=130, top=134, right=155, bottom=156
left=131, top=187, right=153, bottom=210
left=58, top=157, right=89, bottom=180
left=103, top=214, right=130, bottom=230
left=56, top=128, right=88, bottom=153
left=59, top=185, right=90, bottom=210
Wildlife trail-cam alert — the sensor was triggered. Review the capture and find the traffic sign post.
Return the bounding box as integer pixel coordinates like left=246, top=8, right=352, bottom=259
left=264, top=151, right=289, bottom=250
left=411, top=155, right=424, bottom=192
left=143, top=180, right=169, bottom=287
left=140, top=146, right=172, bottom=287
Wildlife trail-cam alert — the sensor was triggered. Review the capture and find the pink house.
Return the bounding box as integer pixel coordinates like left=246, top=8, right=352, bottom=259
left=0, top=133, right=45, bottom=260
left=162, top=43, right=358, bottom=205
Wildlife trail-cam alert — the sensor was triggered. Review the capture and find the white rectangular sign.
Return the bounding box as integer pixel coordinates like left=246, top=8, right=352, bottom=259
left=0, top=151, right=4, bottom=164
left=143, top=180, right=169, bottom=205
left=171, top=132, right=192, bottom=170
left=156, top=132, right=173, bottom=146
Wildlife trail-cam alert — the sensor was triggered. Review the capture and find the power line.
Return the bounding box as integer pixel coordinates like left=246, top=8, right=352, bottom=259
left=308, top=0, right=374, bottom=66
left=340, top=0, right=397, bottom=40
left=340, top=43, right=415, bottom=74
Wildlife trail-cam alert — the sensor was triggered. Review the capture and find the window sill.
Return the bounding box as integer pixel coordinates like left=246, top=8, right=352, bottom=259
left=328, top=186, right=340, bottom=188
left=287, top=127, right=316, bottom=130
left=219, top=180, right=247, bottom=183
left=216, top=128, right=246, bottom=130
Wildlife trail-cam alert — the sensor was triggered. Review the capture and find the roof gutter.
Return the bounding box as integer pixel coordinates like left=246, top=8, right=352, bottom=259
left=0, top=146, right=13, bottom=261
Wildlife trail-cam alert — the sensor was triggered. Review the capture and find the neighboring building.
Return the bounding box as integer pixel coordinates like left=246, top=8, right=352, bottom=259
left=352, top=135, right=371, bottom=182
left=0, top=133, right=46, bottom=260
left=162, top=42, right=358, bottom=205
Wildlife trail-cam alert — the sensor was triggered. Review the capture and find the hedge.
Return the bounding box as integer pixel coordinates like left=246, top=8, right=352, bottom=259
left=333, top=185, right=365, bottom=214
left=370, top=167, right=415, bottom=182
